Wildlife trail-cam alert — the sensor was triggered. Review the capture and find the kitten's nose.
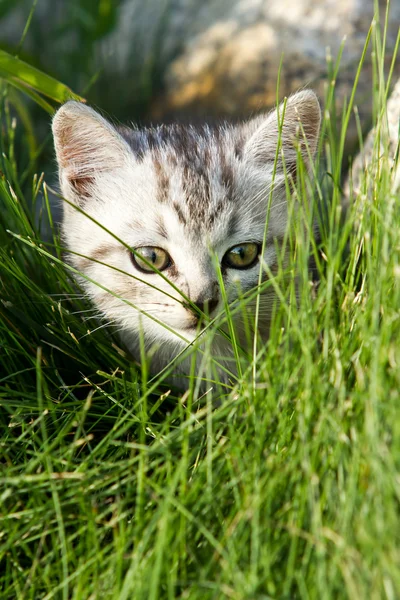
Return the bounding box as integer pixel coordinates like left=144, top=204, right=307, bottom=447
left=185, top=280, right=220, bottom=317
left=193, top=298, right=219, bottom=315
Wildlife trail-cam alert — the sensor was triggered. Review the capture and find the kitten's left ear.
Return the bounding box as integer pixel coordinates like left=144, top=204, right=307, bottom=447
left=243, top=90, right=321, bottom=175
left=52, top=101, right=132, bottom=203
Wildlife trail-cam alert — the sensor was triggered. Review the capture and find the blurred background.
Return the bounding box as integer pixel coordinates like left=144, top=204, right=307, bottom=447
left=1, top=0, right=400, bottom=184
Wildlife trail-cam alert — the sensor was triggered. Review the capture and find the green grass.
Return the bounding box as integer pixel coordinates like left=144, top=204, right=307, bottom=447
left=1, top=13, right=400, bottom=600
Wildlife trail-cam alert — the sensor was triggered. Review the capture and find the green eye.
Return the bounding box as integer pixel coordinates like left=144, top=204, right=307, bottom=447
left=131, top=246, right=171, bottom=273
left=223, top=242, right=260, bottom=270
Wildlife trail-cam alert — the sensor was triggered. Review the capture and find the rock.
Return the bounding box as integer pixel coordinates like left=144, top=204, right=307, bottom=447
left=343, top=75, right=400, bottom=209
left=2, top=0, right=399, bottom=153
left=120, top=0, right=395, bottom=156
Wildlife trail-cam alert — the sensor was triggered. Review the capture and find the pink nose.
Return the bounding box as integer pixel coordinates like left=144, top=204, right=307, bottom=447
left=192, top=298, right=219, bottom=315
left=184, top=297, right=219, bottom=317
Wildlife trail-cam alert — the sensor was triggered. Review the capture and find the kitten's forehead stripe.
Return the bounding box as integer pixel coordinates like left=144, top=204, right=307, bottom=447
left=181, top=161, right=211, bottom=224
left=122, top=121, right=249, bottom=232
left=173, top=202, right=187, bottom=226
left=117, top=127, right=147, bottom=160
left=155, top=215, right=168, bottom=239
left=218, top=148, right=234, bottom=201
left=208, top=200, right=225, bottom=226
left=234, top=132, right=245, bottom=159
left=167, top=153, right=178, bottom=168
left=153, top=155, right=169, bottom=203
left=225, top=211, right=240, bottom=237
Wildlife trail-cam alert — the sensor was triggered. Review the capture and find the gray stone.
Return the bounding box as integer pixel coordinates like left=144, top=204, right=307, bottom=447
left=128, top=0, right=400, bottom=139
left=344, top=74, right=400, bottom=209
left=2, top=0, right=399, bottom=151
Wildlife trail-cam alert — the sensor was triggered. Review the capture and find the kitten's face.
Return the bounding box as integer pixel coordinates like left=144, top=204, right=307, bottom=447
left=52, top=91, right=320, bottom=385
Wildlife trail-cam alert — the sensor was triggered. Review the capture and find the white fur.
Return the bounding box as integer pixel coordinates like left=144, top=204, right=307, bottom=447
left=52, top=92, right=321, bottom=388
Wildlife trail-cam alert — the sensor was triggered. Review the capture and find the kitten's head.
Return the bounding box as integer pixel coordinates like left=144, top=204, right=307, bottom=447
left=52, top=91, right=320, bottom=384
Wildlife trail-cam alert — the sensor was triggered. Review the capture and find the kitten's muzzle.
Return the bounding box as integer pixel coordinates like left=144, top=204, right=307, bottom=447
left=183, top=297, right=219, bottom=319
left=193, top=298, right=219, bottom=315
left=183, top=279, right=220, bottom=321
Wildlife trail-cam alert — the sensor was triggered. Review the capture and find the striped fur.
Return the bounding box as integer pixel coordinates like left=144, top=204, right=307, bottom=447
left=53, top=91, right=321, bottom=388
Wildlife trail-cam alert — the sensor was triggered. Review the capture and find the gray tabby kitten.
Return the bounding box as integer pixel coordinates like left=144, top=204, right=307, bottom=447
left=52, top=90, right=320, bottom=387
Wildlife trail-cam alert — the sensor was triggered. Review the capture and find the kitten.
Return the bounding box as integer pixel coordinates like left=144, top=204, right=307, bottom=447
left=52, top=90, right=321, bottom=388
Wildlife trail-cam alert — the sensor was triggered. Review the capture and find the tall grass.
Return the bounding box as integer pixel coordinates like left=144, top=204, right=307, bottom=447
left=1, top=10, right=400, bottom=600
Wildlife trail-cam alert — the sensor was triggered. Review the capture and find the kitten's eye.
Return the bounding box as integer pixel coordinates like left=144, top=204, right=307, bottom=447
left=131, top=246, right=171, bottom=273
left=223, top=242, right=260, bottom=270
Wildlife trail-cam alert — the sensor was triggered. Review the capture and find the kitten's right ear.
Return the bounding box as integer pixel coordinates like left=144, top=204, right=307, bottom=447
left=242, top=90, right=321, bottom=176
left=52, top=101, right=131, bottom=204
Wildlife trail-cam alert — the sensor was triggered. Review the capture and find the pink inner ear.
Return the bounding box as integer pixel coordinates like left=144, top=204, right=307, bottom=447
left=56, top=122, right=75, bottom=169
left=54, top=105, right=129, bottom=180
left=68, top=173, right=95, bottom=199
left=57, top=128, right=97, bottom=200
left=243, top=91, right=321, bottom=172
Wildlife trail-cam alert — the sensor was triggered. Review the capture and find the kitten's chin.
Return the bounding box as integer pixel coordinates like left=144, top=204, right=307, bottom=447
left=119, top=322, right=234, bottom=390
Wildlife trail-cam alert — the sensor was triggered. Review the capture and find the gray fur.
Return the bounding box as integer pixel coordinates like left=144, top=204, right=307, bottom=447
left=52, top=91, right=321, bottom=388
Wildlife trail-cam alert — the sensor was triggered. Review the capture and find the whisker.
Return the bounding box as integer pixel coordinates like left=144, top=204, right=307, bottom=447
left=80, top=321, right=115, bottom=338
left=48, top=293, right=86, bottom=299
left=70, top=308, right=102, bottom=316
